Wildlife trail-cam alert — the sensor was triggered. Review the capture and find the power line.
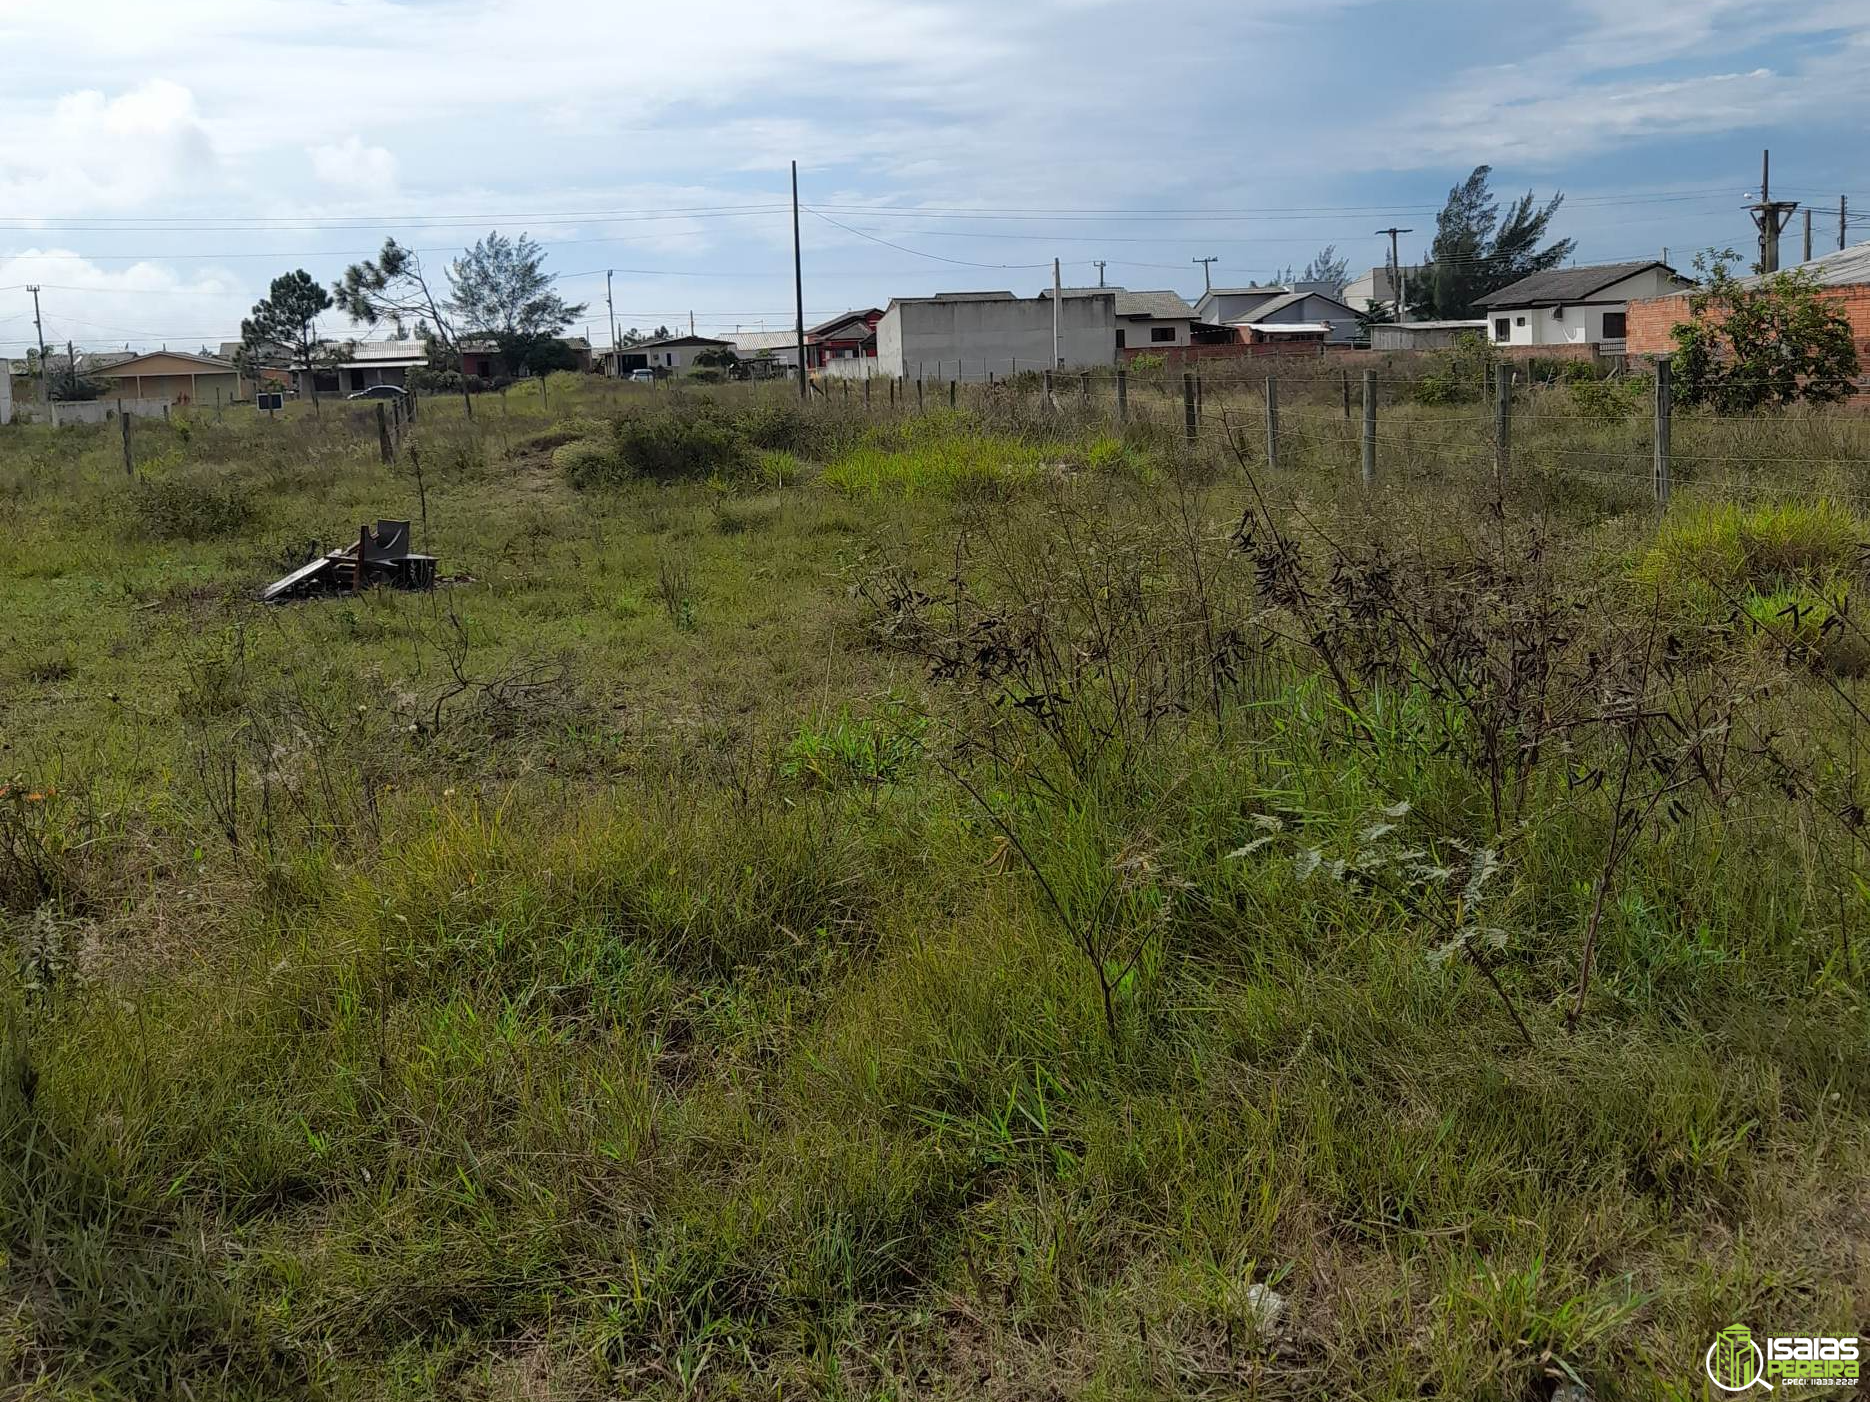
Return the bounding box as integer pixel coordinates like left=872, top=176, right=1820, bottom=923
left=804, top=208, right=1051, bottom=270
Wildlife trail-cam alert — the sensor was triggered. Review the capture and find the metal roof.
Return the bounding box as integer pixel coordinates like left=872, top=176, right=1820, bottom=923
left=1241, top=321, right=1331, bottom=334
left=631, top=334, right=730, bottom=348
left=1475, top=260, right=1683, bottom=308
left=724, top=331, right=802, bottom=352
left=1382, top=319, right=1488, bottom=331
left=1740, top=240, right=1870, bottom=288
left=1227, top=290, right=1356, bottom=322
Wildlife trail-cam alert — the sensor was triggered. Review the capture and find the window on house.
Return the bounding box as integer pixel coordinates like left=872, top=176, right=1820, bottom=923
left=1516, top=315, right=1527, bottom=327
left=1116, top=329, right=1126, bottom=349
left=1493, top=318, right=1510, bottom=343
left=1150, top=326, right=1176, bottom=343
left=1601, top=312, right=1627, bottom=339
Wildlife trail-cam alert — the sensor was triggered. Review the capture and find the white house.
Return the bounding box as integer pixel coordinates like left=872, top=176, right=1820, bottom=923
left=1475, top=260, right=1694, bottom=352
left=1043, top=287, right=1197, bottom=349
left=874, top=291, right=1118, bottom=381
left=609, top=334, right=732, bottom=375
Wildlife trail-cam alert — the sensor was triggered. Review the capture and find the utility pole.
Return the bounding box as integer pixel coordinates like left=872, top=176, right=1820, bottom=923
left=791, top=159, right=806, bottom=400
left=1052, top=257, right=1062, bottom=369
left=688, top=310, right=695, bottom=336
left=1192, top=256, right=1218, bottom=294
left=1803, top=208, right=1813, bottom=264
left=605, top=270, right=618, bottom=377
left=1746, top=148, right=1798, bottom=274
left=26, top=285, right=46, bottom=402
left=1375, top=227, right=1413, bottom=322
left=1092, top=259, right=1107, bottom=289
left=1843, top=196, right=1850, bottom=252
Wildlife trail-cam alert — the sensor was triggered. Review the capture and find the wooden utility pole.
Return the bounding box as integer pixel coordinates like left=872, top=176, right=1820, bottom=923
left=791, top=160, right=807, bottom=401
left=1192, top=257, right=1218, bottom=294
left=1747, top=149, right=1798, bottom=274
left=1051, top=257, right=1062, bottom=369
left=605, top=270, right=619, bottom=377
left=1374, top=228, right=1413, bottom=321
left=1803, top=208, right=1813, bottom=264
left=27, top=285, right=46, bottom=402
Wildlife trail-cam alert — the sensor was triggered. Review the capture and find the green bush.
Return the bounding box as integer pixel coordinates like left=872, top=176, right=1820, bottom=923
left=128, top=476, right=256, bottom=541
left=1565, top=373, right=1646, bottom=425
left=552, top=438, right=621, bottom=488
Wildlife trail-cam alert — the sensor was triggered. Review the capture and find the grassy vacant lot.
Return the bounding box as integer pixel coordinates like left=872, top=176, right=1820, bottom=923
left=1, top=371, right=1866, bottom=1399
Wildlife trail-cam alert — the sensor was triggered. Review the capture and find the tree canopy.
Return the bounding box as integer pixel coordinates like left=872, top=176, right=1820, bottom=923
left=1273, top=245, right=1351, bottom=297
left=445, top=232, right=586, bottom=378
left=334, top=239, right=472, bottom=411
left=241, top=270, right=336, bottom=407
left=1412, top=166, right=1575, bottom=320
left=1670, top=251, right=1860, bottom=412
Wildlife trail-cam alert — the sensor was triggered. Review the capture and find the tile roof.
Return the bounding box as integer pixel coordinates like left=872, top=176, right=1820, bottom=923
left=1475, top=261, right=1680, bottom=307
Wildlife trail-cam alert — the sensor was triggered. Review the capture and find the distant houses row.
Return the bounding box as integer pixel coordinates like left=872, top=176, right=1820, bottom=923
left=12, top=244, right=1870, bottom=414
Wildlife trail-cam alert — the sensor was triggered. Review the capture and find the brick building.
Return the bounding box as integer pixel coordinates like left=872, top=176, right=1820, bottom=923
left=1626, top=243, right=1870, bottom=381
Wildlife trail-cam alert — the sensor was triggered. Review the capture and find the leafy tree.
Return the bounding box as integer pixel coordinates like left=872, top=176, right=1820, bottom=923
left=1670, top=250, right=1860, bottom=413
left=1274, top=245, right=1351, bottom=297
left=46, top=351, right=106, bottom=402
left=1413, top=166, right=1575, bottom=319
left=693, top=345, right=744, bottom=379
left=334, top=239, right=473, bottom=416
left=445, top=232, right=586, bottom=379
left=240, top=270, right=335, bottom=412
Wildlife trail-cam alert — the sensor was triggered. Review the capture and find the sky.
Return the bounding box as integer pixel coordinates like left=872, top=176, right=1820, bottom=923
left=1, top=0, right=1867, bottom=354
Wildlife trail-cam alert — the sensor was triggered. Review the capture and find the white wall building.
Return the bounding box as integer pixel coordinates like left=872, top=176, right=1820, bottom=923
left=1475, top=261, right=1694, bottom=352
left=875, top=291, right=1118, bottom=380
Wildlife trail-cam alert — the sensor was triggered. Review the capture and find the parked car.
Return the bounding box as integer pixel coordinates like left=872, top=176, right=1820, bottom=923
left=347, top=385, right=408, bottom=401
left=628, top=369, right=656, bottom=383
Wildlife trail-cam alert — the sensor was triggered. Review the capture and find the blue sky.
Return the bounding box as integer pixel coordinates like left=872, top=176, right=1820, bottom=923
left=0, top=0, right=1866, bottom=351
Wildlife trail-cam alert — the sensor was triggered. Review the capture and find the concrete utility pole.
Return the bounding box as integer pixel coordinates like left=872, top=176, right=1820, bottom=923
left=1193, top=256, right=1218, bottom=294
left=26, top=285, right=46, bottom=402
left=1843, top=196, right=1851, bottom=252
left=1803, top=209, right=1813, bottom=264
left=1747, top=148, right=1798, bottom=274
left=605, top=270, right=618, bottom=377
left=1092, top=259, right=1107, bottom=288
left=1374, top=227, right=1413, bottom=322
left=1052, top=257, right=1062, bottom=369
left=791, top=159, right=806, bottom=400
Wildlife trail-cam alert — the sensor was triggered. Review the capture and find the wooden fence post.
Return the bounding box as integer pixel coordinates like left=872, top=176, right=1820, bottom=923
left=377, top=402, right=394, bottom=464
left=1341, top=368, right=1351, bottom=419
left=1493, top=364, right=1511, bottom=485
left=1182, top=373, right=1197, bottom=447
left=1361, top=370, right=1377, bottom=487
left=1264, top=375, right=1279, bottom=471
left=917, top=379, right=924, bottom=412
left=864, top=377, right=871, bottom=408
left=1653, top=359, right=1672, bottom=507
left=1116, top=370, right=1128, bottom=423
left=949, top=379, right=957, bottom=408
left=120, top=405, right=133, bottom=479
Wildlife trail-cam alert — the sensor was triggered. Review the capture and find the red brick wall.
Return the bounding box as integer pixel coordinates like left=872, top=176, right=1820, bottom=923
left=1629, top=285, right=1870, bottom=369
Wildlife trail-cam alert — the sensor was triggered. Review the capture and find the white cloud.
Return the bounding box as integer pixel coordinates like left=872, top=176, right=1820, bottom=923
left=0, top=250, right=252, bottom=356
left=0, top=80, right=221, bottom=213
left=309, top=137, right=397, bottom=196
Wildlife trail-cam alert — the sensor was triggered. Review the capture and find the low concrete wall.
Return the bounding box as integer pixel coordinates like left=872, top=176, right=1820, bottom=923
left=817, top=357, right=886, bottom=380
left=15, top=397, right=174, bottom=425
